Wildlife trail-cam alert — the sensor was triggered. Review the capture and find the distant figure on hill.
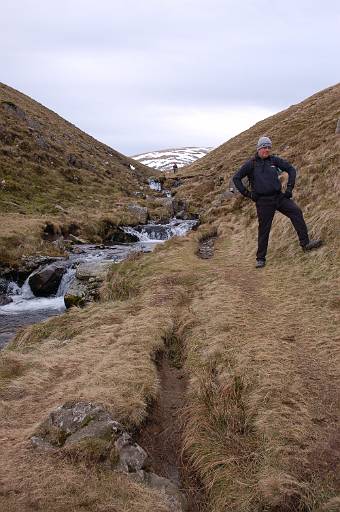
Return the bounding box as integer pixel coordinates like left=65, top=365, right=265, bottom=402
left=173, top=163, right=178, bottom=173
left=233, top=136, right=322, bottom=268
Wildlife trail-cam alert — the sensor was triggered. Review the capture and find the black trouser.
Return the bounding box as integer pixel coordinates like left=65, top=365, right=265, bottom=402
left=255, top=194, right=309, bottom=261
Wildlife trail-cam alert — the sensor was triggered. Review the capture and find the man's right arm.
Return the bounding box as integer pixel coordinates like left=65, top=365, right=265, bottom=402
left=232, top=160, right=252, bottom=197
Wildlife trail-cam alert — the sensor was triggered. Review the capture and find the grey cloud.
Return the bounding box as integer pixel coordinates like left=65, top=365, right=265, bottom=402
left=1, top=0, right=339, bottom=154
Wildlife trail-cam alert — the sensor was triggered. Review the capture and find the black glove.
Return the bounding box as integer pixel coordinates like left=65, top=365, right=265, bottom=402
left=243, top=190, right=257, bottom=201
left=283, top=188, right=293, bottom=199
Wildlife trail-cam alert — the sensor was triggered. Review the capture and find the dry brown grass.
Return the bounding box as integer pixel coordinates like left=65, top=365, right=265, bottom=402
left=0, top=235, right=201, bottom=511
left=181, top=231, right=340, bottom=511
left=1, top=84, right=339, bottom=511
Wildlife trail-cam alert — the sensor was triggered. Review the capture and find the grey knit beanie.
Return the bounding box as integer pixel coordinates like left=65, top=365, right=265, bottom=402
left=256, top=136, right=272, bottom=150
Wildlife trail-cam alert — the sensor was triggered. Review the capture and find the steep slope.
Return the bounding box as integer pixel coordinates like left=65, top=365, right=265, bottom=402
left=0, top=84, right=339, bottom=512
left=0, top=83, right=155, bottom=214
left=132, top=146, right=212, bottom=171
left=172, top=84, right=340, bottom=219
left=0, top=83, right=162, bottom=267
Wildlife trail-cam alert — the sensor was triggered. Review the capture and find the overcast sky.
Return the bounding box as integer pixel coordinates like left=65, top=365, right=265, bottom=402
left=1, top=0, right=339, bottom=155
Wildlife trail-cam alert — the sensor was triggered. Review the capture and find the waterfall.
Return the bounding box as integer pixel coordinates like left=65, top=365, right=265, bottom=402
left=57, top=267, right=76, bottom=297
left=148, top=178, right=162, bottom=192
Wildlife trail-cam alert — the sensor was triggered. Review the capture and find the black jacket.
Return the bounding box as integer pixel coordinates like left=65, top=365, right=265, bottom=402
left=233, top=154, right=297, bottom=197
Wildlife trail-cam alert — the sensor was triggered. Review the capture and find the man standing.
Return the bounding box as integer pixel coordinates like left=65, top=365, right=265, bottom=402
left=233, top=136, right=322, bottom=268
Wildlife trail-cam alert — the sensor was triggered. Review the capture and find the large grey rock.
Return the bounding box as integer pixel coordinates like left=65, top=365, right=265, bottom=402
left=9, top=256, right=62, bottom=285
left=64, top=261, right=112, bottom=309
left=33, top=401, right=123, bottom=448
left=0, top=278, right=9, bottom=294
left=64, top=279, right=88, bottom=308
left=29, top=263, right=67, bottom=297
left=127, top=204, right=149, bottom=224
left=114, top=432, right=148, bottom=473
left=110, top=226, right=139, bottom=243
left=65, top=419, right=117, bottom=446
left=131, top=470, right=188, bottom=512
left=75, top=261, right=112, bottom=281
left=0, top=295, right=12, bottom=306
left=32, top=401, right=185, bottom=510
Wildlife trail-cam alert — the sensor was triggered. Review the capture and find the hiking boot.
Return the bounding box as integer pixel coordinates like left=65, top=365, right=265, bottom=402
left=255, top=259, right=266, bottom=268
left=302, top=240, right=323, bottom=252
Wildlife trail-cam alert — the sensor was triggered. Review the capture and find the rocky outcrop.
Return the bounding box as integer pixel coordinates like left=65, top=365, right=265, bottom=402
left=127, top=204, right=149, bottom=224
left=0, top=278, right=9, bottom=295
left=171, top=198, right=197, bottom=220
left=0, top=278, right=12, bottom=305
left=33, top=401, right=122, bottom=448
left=29, top=263, right=67, bottom=297
left=0, top=295, right=12, bottom=306
left=0, top=256, right=63, bottom=285
left=131, top=471, right=188, bottom=512
left=32, top=401, right=186, bottom=511
left=64, top=261, right=112, bottom=308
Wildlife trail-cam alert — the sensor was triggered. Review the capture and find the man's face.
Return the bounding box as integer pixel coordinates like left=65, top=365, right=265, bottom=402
left=258, top=146, right=271, bottom=159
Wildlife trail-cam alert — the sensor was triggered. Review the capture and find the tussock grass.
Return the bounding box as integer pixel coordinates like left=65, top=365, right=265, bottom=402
left=100, top=252, right=146, bottom=302
left=196, top=223, right=219, bottom=243
left=180, top=231, right=340, bottom=511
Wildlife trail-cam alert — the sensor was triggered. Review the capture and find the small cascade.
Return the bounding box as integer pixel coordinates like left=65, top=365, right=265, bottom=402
left=148, top=178, right=162, bottom=192
left=21, top=276, right=35, bottom=299
left=123, top=219, right=198, bottom=242
left=57, top=267, right=76, bottom=297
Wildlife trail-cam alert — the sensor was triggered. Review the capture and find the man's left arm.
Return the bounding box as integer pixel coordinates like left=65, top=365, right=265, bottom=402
left=273, top=156, right=296, bottom=192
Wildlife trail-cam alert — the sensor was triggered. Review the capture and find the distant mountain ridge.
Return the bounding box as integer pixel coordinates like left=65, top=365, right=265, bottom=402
left=132, top=146, right=213, bottom=171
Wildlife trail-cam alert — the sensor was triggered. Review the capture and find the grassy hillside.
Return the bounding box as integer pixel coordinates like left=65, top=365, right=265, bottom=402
left=0, top=83, right=165, bottom=267
left=0, top=82, right=155, bottom=214
left=174, top=84, right=339, bottom=216
left=1, top=85, right=339, bottom=512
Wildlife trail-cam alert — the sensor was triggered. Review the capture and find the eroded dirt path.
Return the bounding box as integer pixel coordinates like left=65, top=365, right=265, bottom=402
left=136, top=348, right=207, bottom=512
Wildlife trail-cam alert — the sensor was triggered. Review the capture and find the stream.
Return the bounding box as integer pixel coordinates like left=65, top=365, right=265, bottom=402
left=0, top=218, right=197, bottom=348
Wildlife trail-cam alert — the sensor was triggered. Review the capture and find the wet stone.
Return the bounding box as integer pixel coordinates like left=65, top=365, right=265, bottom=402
left=197, top=237, right=216, bottom=259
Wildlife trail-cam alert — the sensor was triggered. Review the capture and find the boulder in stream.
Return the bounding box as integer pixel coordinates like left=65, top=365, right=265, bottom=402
left=29, top=263, right=67, bottom=297
left=110, top=226, right=139, bottom=244
left=0, top=295, right=12, bottom=306
left=0, top=278, right=12, bottom=304
left=0, top=278, right=9, bottom=295
left=64, top=261, right=112, bottom=308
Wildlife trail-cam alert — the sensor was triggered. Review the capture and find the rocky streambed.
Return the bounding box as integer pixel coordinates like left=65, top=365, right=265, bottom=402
left=0, top=218, right=197, bottom=348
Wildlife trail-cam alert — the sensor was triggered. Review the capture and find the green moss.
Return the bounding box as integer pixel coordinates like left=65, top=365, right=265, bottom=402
left=64, top=294, right=85, bottom=309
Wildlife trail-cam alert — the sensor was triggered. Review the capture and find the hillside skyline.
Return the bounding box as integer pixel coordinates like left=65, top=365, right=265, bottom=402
left=1, top=0, right=339, bottom=154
